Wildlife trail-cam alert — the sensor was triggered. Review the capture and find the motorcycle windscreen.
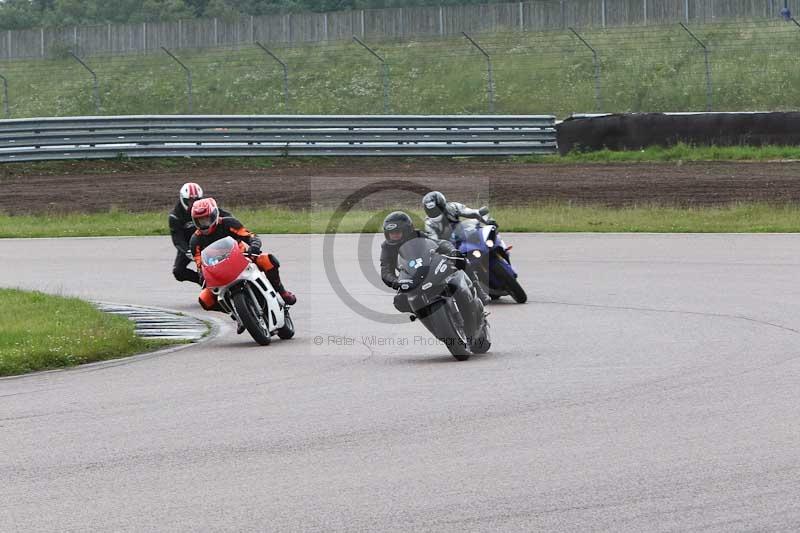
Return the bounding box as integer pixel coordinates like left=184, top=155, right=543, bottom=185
left=452, top=220, right=484, bottom=249
left=201, top=236, right=250, bottom=288
left=397, top=237, right=438, bottom=281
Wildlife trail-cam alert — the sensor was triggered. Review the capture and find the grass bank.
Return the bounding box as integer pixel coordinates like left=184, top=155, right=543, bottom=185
left=2, top=203, right=799, bottom=238
left=0, top=21, right=798, bottom=118
left=0, top=289, right=170, bottom=376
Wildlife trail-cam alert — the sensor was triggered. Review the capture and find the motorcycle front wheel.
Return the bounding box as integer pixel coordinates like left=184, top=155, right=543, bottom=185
left=490, top=255, right=527, bottom=304
left=420, top=300, right=471, bottom=361
left=232, top=290, right=272, bottom=346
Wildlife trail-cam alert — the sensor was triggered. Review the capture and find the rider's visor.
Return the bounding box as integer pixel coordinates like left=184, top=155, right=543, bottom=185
left=194, top=215, right=213, bottom=229
left=387, top=230, right=404, bottom=242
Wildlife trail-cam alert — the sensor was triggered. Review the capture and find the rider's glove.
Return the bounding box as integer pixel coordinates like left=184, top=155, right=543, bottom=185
left=478, top=206, right=490, bottom=217
left=450, top=250, right=468, bottom=270
left=486, top=218, right=498, bottom=228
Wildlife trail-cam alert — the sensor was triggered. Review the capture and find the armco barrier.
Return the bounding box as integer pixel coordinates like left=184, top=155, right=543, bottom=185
left=557, top=112, right=800, bottom=154
left=0, top=115, right=557, bottom=162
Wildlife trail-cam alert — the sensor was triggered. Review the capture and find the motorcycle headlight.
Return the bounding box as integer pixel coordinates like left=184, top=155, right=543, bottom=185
left=472, top=250, right=482, bottom=258
left=485, top=239, right=494, bottom=248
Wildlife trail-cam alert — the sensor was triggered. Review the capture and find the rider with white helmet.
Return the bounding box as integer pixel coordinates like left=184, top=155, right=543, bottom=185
left=168, top=182, right=230, bottom=285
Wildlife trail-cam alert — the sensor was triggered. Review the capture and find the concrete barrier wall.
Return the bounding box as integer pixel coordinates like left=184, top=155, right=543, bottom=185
left=556, top=112, right=800, bottom=154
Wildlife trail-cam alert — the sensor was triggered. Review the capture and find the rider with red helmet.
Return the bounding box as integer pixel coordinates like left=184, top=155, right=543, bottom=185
left=168, top=182, right=230, bottom=285
left=188, top=198, right=297, bottom=315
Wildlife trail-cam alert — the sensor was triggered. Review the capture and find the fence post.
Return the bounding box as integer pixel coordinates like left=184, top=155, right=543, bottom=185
left=684, top=0, right=690, bottom=23
left=601, top=0, right=606, bottom=27
left=256, top=41, right=290, bottom=112
left=679, top=22, right=712, bottom=111
left=462, top=32, right=495, bottom=113
left=643, top=0, right=647, bottom=25
left=0, top=74, right=9, bottom=118
left=68, top=51, right=100, bottom=114
left=162, top=47, right=193, bottom=114
left=353, top=35, right=390, bottom=113
left=569, top=27, right=602, bottom=112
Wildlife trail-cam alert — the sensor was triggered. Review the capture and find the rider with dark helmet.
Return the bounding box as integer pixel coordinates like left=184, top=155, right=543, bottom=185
left=380, top=211, right=464, bottom=313
left=168, top=182, right=230, bottom=285
left=422, top=191, right=494, bottom=304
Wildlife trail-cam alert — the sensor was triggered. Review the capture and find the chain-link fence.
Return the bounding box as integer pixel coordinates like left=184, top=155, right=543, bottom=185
left=1, top=0, right=799, bottom=60
left=0, top=20, right=798, bottom=118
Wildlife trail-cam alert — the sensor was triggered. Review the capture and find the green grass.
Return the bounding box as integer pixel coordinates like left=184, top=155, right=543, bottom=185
left=1, top=144, right=799, bottom=179
left=2, top=203, right=799, bottom=238
left=0, top=288, right=171, bottom=376
left=0, top=20, right=799, bottom=118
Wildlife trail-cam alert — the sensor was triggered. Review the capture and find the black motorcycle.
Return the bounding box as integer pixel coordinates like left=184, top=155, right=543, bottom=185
left=396, top=237, right=491, bottom=361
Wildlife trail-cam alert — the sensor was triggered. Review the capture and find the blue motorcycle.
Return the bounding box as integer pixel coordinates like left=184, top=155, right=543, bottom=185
left=451, top=220, right=527, bottom=304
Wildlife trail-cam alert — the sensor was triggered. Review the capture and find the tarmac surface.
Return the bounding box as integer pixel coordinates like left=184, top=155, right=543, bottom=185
left=1, top=234, right=799, bottom=532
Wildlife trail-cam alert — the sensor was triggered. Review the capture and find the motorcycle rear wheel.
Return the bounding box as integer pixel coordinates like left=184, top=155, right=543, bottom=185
left=232, top=291, right=272, bottom=346
left=470, top=321, right=491, bottom=354
left=277, top=308, right=295, bottom=340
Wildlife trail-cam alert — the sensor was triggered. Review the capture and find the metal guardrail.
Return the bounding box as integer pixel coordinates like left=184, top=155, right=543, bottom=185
left=0, top=115, right=556, bottom=162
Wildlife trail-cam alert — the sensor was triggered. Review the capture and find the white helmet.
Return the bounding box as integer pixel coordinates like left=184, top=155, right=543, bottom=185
left=179, top=182, right=203, bottom=211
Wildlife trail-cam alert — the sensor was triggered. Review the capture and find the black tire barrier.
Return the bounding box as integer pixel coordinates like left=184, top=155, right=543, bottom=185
left=556, top=112, right=800, bottom=155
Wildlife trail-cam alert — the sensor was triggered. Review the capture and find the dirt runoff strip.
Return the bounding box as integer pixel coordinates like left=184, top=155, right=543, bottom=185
left=3, top=159, right=800, bottom=214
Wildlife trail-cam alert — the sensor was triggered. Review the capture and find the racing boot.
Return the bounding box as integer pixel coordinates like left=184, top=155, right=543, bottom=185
left=257, top=254, right=298, bottom=306
left=264, top=267, right=297, bottom=305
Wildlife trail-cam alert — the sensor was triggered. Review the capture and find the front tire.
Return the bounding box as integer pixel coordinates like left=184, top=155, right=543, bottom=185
left=490, top=256, right=527, bottom=304
left=231, top=290, right=272, bottom=345
left=419, top=300, right=471, bottom=361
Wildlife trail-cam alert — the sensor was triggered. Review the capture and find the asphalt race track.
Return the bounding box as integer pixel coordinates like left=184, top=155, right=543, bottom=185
left=2, top=234, right=799, bottom=532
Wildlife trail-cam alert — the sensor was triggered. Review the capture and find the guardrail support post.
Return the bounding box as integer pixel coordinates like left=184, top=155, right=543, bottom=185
left=462, top=32, right=495, bottom=114
left=352, top=35, right=390, bottom=113
left=569, top=28, right=602, bottom=113
left=256, top=41, right=290, bottom=113
left=162, top=46, right=193, bottom=114
left=679, top=22, right=712, bottom=112
left=0, top=74, right=9, bottom=117
left=68, top=51, right=100, bottom=114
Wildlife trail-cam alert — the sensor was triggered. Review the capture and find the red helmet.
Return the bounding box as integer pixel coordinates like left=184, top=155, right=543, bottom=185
left=191, top=197, right=219, bottom=235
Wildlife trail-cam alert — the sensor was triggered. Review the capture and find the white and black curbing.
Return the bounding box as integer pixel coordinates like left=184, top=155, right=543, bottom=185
left=93, top=302, right=208, bottom=342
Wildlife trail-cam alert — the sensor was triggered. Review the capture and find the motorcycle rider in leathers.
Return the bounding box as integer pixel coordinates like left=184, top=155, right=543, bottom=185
left=189, top=198, right=296, bottom=331
left=169, top=182, right=230, bottom=285
left=421, top=191, right=495, bottom=303
left=380, top=211, right=479, bottom=314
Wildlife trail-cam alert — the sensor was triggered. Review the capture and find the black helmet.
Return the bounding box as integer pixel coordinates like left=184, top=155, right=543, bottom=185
left=422, top=191, right=447, bottom=218
left=382, top=211, right=415, bottom=246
